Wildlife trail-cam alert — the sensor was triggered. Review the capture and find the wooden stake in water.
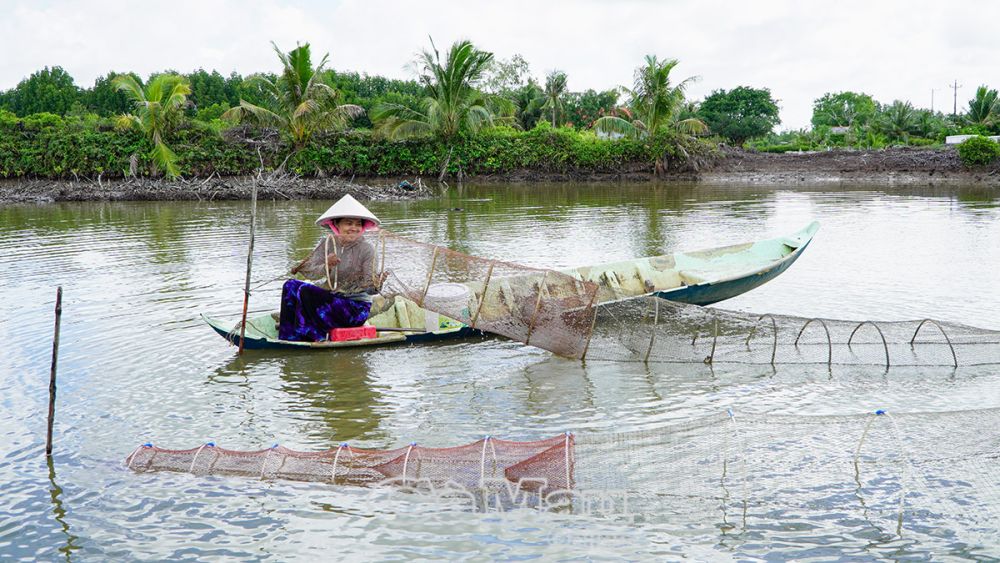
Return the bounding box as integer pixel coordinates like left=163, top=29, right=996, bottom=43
left=46, top=286, right=62, bottom=457
left=238, top=181, right=259, bottom=355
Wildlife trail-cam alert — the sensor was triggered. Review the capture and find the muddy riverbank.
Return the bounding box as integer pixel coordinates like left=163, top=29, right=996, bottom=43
left=698, top=146, right=1000, bottom=185
left=0, top=175, right=430, bottom=204
left=3, top=147, right=997, bottom=204
left=472, top=147, right=1000, bottom=185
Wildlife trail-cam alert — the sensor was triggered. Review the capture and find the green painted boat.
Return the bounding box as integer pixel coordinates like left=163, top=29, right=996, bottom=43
left=565, top=221, right=819, bottom=305
left=202, top=296, right=476, bottom=351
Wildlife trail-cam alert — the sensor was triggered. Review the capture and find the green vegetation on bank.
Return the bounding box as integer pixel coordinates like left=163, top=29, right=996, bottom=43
left=957, top=136, right=1000, bottom=166
left=749, top=88, right=1000, bottom=157
left=3, top=39, right=1000, bottom=179
left=0, top=40, right=717, bottom=180
left=0, top=109, right=705, bottom=179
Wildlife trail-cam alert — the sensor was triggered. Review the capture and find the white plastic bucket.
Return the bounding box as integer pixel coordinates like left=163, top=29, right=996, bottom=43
left=422, top=283, right=472, bottom=331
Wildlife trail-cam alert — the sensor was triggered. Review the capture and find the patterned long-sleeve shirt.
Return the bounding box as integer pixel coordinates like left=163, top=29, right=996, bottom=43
left=297, top=235, right=378, bottom=301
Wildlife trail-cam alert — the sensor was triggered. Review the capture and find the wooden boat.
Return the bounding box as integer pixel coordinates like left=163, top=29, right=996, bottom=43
left=565, top=221, right=819, bottom=306
left=204, top=222, right=818, bottom=349
left=202, top=296, right=477, bottom=351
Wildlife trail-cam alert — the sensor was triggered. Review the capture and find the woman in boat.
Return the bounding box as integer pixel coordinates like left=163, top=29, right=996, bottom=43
left=278, top=194, right=386, bottom=342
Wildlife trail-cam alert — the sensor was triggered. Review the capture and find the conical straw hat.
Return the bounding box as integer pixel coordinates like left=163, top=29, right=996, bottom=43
left=315, top=194, right=381, bottom=231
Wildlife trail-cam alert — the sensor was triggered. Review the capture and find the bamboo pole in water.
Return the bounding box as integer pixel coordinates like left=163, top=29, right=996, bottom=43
left=238, top=180, right=259, bottom=355
left=46, top=286, right=62, bottom=457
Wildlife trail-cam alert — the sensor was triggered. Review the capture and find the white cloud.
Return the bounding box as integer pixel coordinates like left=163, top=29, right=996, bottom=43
left=1, top=0, right=997, bottom=129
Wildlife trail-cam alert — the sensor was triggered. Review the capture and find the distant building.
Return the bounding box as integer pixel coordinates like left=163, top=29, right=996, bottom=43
left=946, top=134, right=1000, bottom=144
left=830, top=126, right=851, bottom=135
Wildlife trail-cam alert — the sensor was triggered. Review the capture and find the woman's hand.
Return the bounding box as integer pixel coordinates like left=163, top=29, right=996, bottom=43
left=326, top=254, right=341, bottom=268
left=290, top=256, right=309, bottom=276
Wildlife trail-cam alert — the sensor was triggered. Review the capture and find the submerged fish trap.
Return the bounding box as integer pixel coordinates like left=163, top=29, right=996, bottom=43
left=126, top=407, right=1000, bottom=542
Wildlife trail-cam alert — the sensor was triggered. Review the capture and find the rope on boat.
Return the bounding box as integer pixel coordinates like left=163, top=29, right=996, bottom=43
left=225, top=318, right=274, bottom=347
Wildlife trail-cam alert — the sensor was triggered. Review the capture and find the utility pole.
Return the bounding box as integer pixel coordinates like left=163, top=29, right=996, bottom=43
left=931, top=88, right=937, bottom=113
left=950, top=80, right=962, bottom=116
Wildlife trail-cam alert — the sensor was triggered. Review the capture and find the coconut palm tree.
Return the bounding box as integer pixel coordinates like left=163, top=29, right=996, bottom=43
left=113, top=74, right=192, bottom=178
left=540, top=70, right=567, bottom=127
left=966, top=85, right=999, bottom=127
left=593, top=55, right=706, bottom=139
left=875, top=100, right=919, bottom=143
left=223, top=42, right=363, bottom=150
left=512, top=81, right=545, bottom=130
left=371, top=38, right=513, bottom=180
left=913, top=109, right=951, bottom=140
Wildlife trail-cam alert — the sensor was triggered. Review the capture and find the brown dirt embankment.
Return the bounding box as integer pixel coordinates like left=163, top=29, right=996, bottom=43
left=0, top=175, right=430, bottom=205
left=471, top=147, right=1000, bottom=185
left=700, top=146, right=1000, bottom=186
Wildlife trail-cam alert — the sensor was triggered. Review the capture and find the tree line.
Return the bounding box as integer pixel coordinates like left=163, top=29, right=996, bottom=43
left=2, top=38, right=997, bottom=179
left=751, top=89, right=1000, bottom=153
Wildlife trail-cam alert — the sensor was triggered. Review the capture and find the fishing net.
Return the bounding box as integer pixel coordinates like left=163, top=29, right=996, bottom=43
left=375, top=230, right=598, bottom=358
left=125, top=408, right=1000, bottom=540
left=570, top=407, right=1000, bottom=540
left=371, top=231, right=1000, bottom=367
left=583, top=296, right=1000, bottom=367
left=126, top=434, right=574, bottom=498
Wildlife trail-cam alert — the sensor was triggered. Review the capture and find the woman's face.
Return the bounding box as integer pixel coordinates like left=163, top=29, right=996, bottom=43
left=336, top=217, right=365, bottom=242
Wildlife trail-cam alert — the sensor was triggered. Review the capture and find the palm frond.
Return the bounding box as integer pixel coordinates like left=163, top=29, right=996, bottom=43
left=967, top=85, right=1000, bottom=124
left=485, top=94, right=515, bottom=118
left=306, top=81, right=338, bottom=104
left=145, top=77, right=166, bottom=105
left=675, top=117, right=708, bottom=135
left=371, top=101, right=429, bottom=124
left=110, top=73, right=190, bottom=177
left=335, top=104, right=366, bottom=120
left=288, top=43, right=316, bottom=97
left=464, top=105, right=493, bottom=133
left=224, top=100, right=285, bottom=128
left=243, top=73, right=280, bottom=97
left=378, top=117, right=435, bottom=140
left=593, top=116, right=639, bottom=138
left=151, top=139, right=180, bottom=178
left=114, top=114, right=140, bottom=131
left=292, top=99, right=321, bottom=121
left=112, top=75, right=146, bottom=104
left=164, top=80, right=192, bottom=109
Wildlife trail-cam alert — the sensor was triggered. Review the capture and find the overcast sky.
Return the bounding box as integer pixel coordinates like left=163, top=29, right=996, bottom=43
left=2, top=0, right=997, bottom=130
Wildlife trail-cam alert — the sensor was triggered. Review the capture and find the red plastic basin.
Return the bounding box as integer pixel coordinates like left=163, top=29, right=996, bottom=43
left=329, top=325, right=377, bottom=342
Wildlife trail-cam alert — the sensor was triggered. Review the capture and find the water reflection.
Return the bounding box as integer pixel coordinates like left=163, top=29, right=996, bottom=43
left=372, top=183, right=782, bottom=268
left=520, top=360, right=598, bottom=420
left=205, top=347, right=388, bottom=445
left=274, top=351, right=386, bottom=443
left=46, top=456, right=79, bottom=562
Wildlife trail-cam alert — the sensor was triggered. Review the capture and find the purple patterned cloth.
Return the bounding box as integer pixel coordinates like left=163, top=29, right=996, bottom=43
left=278, top=279, right=372, bottom=342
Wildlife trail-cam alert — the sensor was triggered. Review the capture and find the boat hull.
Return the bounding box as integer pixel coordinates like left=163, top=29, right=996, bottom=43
left=654, top=232, right=815, bottom=305
left=202, top=296, right=480, bottom=351
left=203, top=317, right=478, bottom=351
left=565, top=221, right=819, bottom=306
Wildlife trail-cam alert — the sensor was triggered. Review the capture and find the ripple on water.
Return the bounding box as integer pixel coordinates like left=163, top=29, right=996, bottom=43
left=1, top=185, right=999, bottom=559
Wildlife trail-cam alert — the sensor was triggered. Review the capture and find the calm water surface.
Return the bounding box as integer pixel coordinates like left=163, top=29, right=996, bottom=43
left=1, top=183, right=999, bottom=560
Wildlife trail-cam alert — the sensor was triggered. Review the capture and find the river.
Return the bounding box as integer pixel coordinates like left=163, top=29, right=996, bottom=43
left=1, top=183, right=998, bottom=560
